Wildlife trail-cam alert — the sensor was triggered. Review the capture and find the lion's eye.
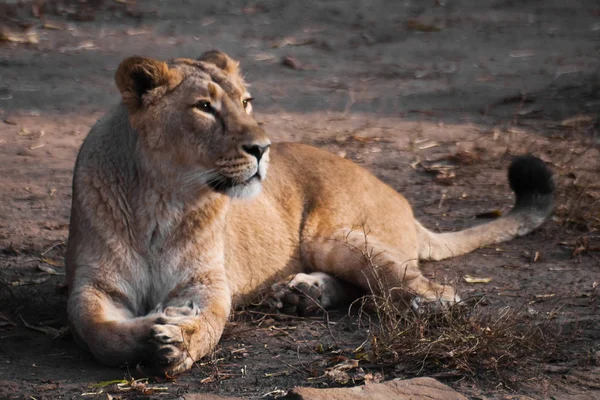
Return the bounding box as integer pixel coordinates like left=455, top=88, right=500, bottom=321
left=195, top=100, right=214, bottom=114
left=242, top=97, right=253, bottom=109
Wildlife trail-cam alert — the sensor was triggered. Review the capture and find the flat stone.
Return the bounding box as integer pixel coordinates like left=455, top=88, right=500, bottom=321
left=282, top=377, right=468, bottom=400
left=184, top=394, right=243, bottom=400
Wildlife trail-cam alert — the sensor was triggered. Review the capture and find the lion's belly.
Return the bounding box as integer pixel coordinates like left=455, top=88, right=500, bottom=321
left=225, top=192, right=304, bottom=308
left=226, top=246, right=303, bottom=308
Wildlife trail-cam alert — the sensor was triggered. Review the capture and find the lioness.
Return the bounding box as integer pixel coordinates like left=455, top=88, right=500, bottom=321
left=66, top=51, right=554, bottom=375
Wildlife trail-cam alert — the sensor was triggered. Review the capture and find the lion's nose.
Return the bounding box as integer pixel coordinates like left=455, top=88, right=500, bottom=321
left=242, top=144, right=271, bottom=162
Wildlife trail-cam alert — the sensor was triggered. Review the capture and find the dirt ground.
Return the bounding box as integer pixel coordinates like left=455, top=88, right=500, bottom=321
left=1, top=0, right=599, bottom=398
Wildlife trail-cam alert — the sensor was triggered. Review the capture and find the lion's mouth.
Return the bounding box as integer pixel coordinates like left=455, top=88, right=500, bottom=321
left=207, top=172, right=261, bottom=193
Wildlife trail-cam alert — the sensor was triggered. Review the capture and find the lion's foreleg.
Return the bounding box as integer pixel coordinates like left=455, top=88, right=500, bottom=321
left=146, top=268, right=232, bottom=375
left=68, top=284, right=158, bottom=366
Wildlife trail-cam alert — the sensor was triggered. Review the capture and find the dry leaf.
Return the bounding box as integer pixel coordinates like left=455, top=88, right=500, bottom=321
left=535, top=293, right=555, bottom=299
left=417, top=140, right=439, bottom=150
left=420, top=161, right=454, bottom=172
left=332, top=359, right=359, bottom=371
left=125, top=28, right=149, bottom=36
left=527, top=306, right=539, bottom=316
left=36, top=383, right=59, bottom=392
left=323, top=359, right=361, bottom=383
left=28, top=143, right=45, bottom=150
left=59, top=41, right=97, bottom=52
left=475, top=210, right=503, bottom=219
left=447, top=150, right=481, bottom=165
left=325, top=369, right=351, bottom=384
left=20, top=316, right=69, bottom=338
left=560, top=114, right=596, bottom=127
left=38, top=264, right=65, bottom=275
left=406, top=19, right=442, bottom=32
left=364, top=372, right=384, bottom=384
left=353, top=368, right=367, bottom=380
left=19, top=129, right=44, bottom=138
left=42, top=22, right=64, bottom=31
left=130, top=380, right=151, bottom=394
left=89, top=379, right=127, bottom=389
left=353, top=352, right=371, bottom=361
left=0, top=31, right=39, bottom=44
left=281, top=56, right=302, bottom=70
left=40, top=257, right=64, bottom=268
left=4, top=274, right=50, bottom=286
left=420, top=151, right=481, bottom=173
left=201, top=18, right=216, bottom=27
left=254, top=53, right=275, bottom=61
left=264, top=371, right=289, bottom=377
left=464, top=275, right=492, bottom=284
left=352, top=135, right=379, bottom=143
left=434, top=171, right=455, bottom=185
left=517, top=107, right=543, bottom=116
left=0, top=313, right=16, bottom=331
left=272, top=37, right=316, bottom=48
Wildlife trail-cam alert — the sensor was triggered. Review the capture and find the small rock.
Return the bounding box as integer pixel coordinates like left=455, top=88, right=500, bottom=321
left=282, top=56, right=302, bottom=70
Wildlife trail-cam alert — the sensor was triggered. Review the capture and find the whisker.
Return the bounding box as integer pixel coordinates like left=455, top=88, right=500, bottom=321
left=181, top=168, right=219, bottom=188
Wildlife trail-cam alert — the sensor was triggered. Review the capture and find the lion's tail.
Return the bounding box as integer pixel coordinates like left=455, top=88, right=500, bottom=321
left=417, top=155, right=554, bottom=261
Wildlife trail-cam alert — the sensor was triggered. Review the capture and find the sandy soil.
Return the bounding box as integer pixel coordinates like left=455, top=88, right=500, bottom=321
left=0, top=0, right=599, bottom=398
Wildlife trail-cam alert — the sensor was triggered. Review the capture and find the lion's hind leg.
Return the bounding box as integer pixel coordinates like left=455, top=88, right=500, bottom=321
left=271, top=272, right=362, bottom=315
left=302, top=229, right=459, bottom=308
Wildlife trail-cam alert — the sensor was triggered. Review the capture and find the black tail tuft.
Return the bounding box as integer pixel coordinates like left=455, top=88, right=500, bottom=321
left=508, top=155, right=554, bottom=212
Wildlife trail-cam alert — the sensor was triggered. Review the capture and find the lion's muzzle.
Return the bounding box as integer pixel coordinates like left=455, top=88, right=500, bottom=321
left=242, top=143, right=270, bottom=163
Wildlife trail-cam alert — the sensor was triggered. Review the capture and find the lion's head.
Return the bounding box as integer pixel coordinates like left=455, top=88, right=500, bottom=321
left=115, top=50, right=270, bottom=199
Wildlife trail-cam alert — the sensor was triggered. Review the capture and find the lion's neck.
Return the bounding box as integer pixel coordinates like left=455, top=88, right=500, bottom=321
left=128, top=146, right=230, bottom=251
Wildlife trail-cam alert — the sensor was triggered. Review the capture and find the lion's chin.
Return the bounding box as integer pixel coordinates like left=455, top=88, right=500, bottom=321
left=207, top=171, right=265, bottom=199
left=225, top=176, right=263, bottom=199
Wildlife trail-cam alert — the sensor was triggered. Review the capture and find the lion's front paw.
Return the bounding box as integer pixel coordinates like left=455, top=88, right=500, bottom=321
left=151, top=301, right=201, bottom=317
left=147, top=317, right=194, bottom=376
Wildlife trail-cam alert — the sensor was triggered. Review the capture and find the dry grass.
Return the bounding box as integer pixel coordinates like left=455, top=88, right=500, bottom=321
left=356, top=297, right=565, bottom=381
left=543, top=105, right=600, bottom=233
left=556, top=174, right=600, bottom=233
left=344, top=230, right=569, bottom=386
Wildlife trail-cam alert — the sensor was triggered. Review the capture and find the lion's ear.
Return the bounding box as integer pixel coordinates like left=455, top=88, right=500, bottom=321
left=197, top=50, right=240, bottom=76
left=115, top=56, right=181, bottom=110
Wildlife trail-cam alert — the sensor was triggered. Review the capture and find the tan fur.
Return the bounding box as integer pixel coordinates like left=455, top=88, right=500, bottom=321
left=115, top=57, right=182, bottom=111
left=67, top=51, right=552, bottom=375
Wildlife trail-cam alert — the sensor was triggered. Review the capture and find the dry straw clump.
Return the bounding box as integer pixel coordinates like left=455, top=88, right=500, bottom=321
left=345, top=231, right=567, bottom=384
left=358, top=297, right=563, bottom=380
